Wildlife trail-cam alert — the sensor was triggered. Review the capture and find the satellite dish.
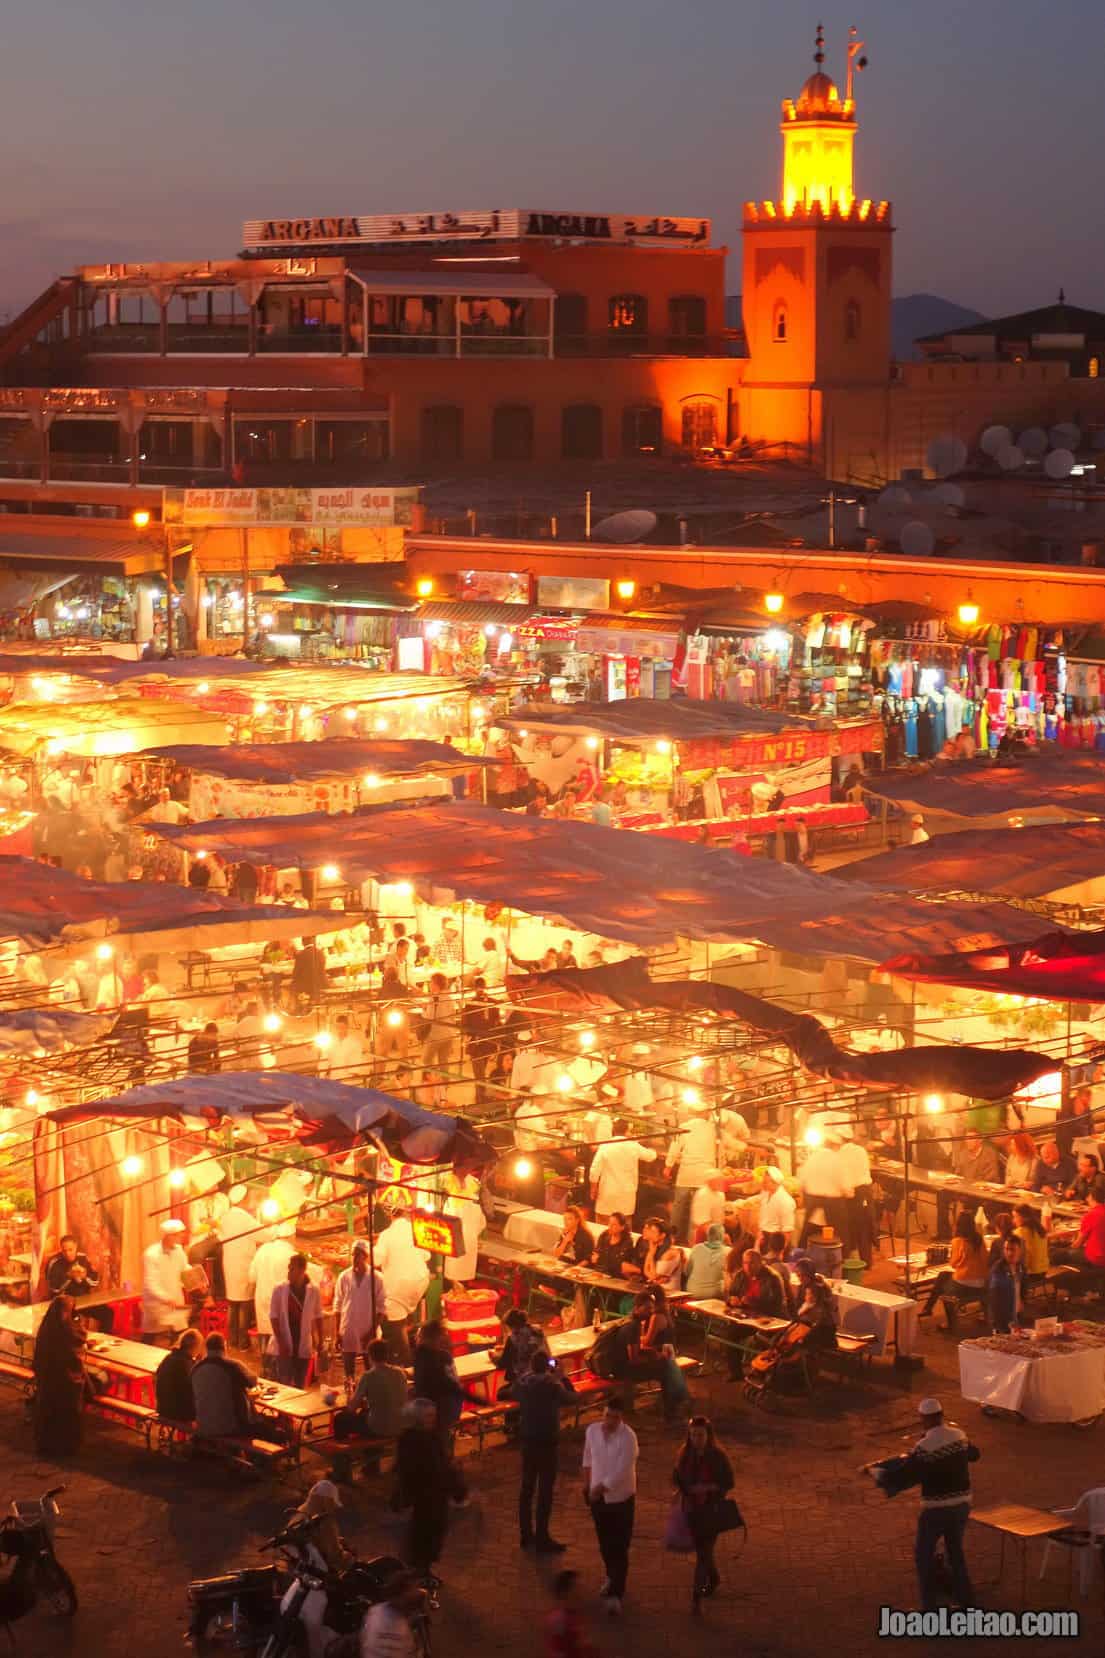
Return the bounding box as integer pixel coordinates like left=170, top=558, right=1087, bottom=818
left=1044, top=448, right=1075, bottom=480
left=878, top=485, right=912, bottom=511
left=1050, top=422, right=1081, bottom=451
left=997, top=445, right=1025, bottom=471
left=931, top=483, right=965, bottom=510
left=926, top=435, right=967, bottom=478
left=900, top=521, right=936, bottom=558
left=980, top=424, right=1012, bottom=458
left=592, top=509, right=658, bottom=544
left=1018, top=427, right=1048, bottom=458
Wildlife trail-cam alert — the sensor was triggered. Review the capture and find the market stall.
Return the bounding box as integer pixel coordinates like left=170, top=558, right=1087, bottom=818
left=958, top=1325, right=1105, bottom=1424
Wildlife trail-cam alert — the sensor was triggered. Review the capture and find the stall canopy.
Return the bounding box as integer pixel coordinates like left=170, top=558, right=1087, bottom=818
left=153, top=802, right=1061, bottom=963
left=883, top=928, right=1105, bottom=1003
left=498, top=700, right=815, bottom=740
left=44, top=1073, right=494, bottom=1171
left=0, top=697, right=230, bottom=757
left=836, top=821, right=1105, bottom=901
left=154, top=668, right=471, bottom=712
left=861, top=757, right=1105, bottom=822
left=0, top=1007, right=118, bottom=1055
left=139, top=738, right=493, bottom=785
left=0, top=654, right=265, bottom=689
left=0, top=857, right=341, bottom=952
left=506, top=955, right=1057, bottom=1100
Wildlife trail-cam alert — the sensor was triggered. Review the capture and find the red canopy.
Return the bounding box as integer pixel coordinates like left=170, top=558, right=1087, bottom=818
left=883, top=929, right=1105, bottom=1003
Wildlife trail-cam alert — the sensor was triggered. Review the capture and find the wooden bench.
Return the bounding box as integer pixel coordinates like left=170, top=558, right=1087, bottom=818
left=0, top=1357, right=33, bottom=1390
left=304, top=1434, right=396, bottom=1484
left=192, top=1433, right=297, bottom=1476
left=92, top=1394, right=159, bottom=1445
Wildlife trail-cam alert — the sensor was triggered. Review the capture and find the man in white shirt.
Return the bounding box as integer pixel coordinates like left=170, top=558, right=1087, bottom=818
left=217, top=1184, right=258, bottom=1350
left=326, top=1015, right=366, bottom=1081
left=141, top=1218, right=190, bottom=1342
left=269, top=1252, right=323, bottom=1387
left=420, top=973, right=456, bottom=1071
left=758, top=1166, right=797, bottom=1247
left=839, top=1134, right=874, bottom=1264
left=589, top=1120, right=658, bottom=1221
left=798, top=1129, right=854, bottom=1246
left=582, top=1398, right=639, bottom=1615
left=514, top=1094, right=556, bottom=1153
left=665, top=1103, right=738, bottom=1244
left=690, top=1169, right=728, bottom=1236
left=248, top=1226, right=296, bottom=1338
left=334, top=1240, right=384, bottom=1387
left=146, top=786, right=187, bottom=825
left=373, top=1209, right=431, bottom=1362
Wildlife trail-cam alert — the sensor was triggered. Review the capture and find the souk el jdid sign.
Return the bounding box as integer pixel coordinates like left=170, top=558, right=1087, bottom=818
left=164, top=486, right=419, bottom=528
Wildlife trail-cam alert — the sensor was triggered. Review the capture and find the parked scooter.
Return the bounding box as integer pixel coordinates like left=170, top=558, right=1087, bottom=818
left=0, top=1485, right=79, bottom=1630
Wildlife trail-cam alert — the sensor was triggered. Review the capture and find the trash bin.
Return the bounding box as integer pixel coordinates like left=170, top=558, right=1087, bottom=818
left=841, top=1255, right=866, bottom=1286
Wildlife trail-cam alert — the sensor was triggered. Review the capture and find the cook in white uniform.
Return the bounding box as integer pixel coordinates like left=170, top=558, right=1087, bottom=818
left=444, top=1171, right=486, bottom=1284
left=373, top=1206, right=431, bottom=1362
left=217, top=1184, right=258, bottom=1350
left=141, top=1218, right=189, bottom=1341
left=333, top=1240, right=384, bottom=1384
left=589, top=1122, right=658, bottom=1221
left=248, top=1225, right=296, bottom=1338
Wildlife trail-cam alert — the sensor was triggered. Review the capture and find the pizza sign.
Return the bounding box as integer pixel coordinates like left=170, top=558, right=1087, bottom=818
left=410, top=1210, right=464, bottom=1258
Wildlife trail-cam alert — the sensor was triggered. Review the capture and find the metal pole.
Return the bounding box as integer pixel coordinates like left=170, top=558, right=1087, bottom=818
left=828, top=489, right=836, bottom=551
left=164, top=530, right=175, bottom=656
left=241, top=527, right=251, bottom=646
left=902, top=1101, right=913, bottom=1293
left=584, top=492, right=592, bottom=540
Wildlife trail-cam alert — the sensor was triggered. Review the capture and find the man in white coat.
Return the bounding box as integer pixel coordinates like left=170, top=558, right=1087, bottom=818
left=373, top=1206, right=431, bottom=1362
left=269, top=1252, right=323, bottom=1387
left=217, top=1184, right=258, bottom=1350
left=334, top=1240, right=384, bottom=1387
left=142, top=1218, right=190, bottom=1343
left=589, top=1120, right=658, bottom=1223
left=444, top=1171, right=486, bottom=1286
left=248, top=1224, right=296, bottom=1341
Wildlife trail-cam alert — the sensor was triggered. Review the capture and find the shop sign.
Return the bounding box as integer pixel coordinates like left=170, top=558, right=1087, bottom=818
left=684, top=719, right=883, bottom=771
left=164, top=485, right=419, bottom=528
left=410, top=1209, right=463, bottom=1258
left=458, top=570, right=531, bottom=604
left=516, top=615, right=580, bottom=642
left=242, top=210, right=711, bottom=250
left=536, top=575, right=609, bottom=612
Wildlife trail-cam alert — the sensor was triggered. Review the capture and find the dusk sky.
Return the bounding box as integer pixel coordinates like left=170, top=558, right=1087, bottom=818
left=2, top=1, right=1102, bottom=319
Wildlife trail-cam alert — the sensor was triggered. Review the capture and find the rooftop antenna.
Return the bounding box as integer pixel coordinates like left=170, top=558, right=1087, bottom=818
left=846, top=25, right=869, bottom=101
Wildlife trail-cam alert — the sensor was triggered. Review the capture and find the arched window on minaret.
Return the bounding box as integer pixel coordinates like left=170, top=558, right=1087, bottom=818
left=845, top=299, right=861, bottom=341
left=773, top=303, right=788, bottom=343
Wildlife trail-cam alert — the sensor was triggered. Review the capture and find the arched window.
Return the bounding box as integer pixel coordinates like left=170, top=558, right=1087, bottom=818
left=491, top=404, right=535, bottom=462
left=773, top=303, right=788, bottom=343
left=554, top=293, right=587, bottom=354
left=1090, top=356, right=1100, bottom=379
left=845, top=300, right=861, bottom=341
left=561, top=404, right=603, bottom=460
left=420, top=404, right=463, bottom=463
left=681, top=399, right=719, bottom=451
left=668, top=295, right=707, bottom=346
left=622, top=405, right=663, bottom=457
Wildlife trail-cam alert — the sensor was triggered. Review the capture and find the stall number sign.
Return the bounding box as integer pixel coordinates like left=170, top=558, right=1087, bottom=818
left=410, top=1210, right=464, bottom=1258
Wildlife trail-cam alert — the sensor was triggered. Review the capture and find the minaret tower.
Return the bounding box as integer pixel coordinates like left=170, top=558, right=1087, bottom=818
left=740, top=26, right=894, bottom=457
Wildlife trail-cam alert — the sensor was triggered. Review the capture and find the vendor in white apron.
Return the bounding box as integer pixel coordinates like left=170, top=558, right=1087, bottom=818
left=217, top=1185, right=258, bottom=1350
left=248, top=1224, right=296, bottom=1338
left=444, top=1171, right=486, bottom=1284
left=141, top=1218, right=189, bottom=1342
left=333, top=1239, right=384, bottom=1388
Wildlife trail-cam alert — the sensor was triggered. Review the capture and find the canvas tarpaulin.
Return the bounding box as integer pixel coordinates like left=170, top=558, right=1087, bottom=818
left=153, top=802, right=1062, bottom=964
left=833, top=821, right=1105, bottom=901
left=0, top=1007, right=117, bottom=1055
left=860, top=757, right=1105, bottom=822
left=883, top=929, right=1105, bottom=1003
left=44, top=1073, right=495, bottom=1172
left=505, top=955, right=1057, bottom=1099
left=140, top=737, right=492, bottom=784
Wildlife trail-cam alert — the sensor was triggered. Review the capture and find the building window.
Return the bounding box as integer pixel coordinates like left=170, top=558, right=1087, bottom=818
left=773, top=303, right=788, bottom=343
left=669, top=295, right=707, bottom=343
left=681, top=400, right=719, bottom=451
left=554, top=293, right=587, bottom=354
left=491, top=405, right=535, bottom=462
left=608, top=294, right=647, bottom=334
left=1090, top=357, right=1100, bottom=379
left=845, top=300, right=861, bottom=341
left=622, top=406, right=663, bottom=457
left=561, top=404, right=603, bottom=460
left=420, top=405, right=463, bottom=463
left=316, top=419, right=389, bottom=466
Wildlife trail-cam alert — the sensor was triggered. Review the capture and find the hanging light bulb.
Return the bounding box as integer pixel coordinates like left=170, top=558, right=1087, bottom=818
left=121, top=1155, right=144, bottom=1178
left=585, top=736, right=600, bottom=751
left=557, top=1074, right=573, bottom=1093
left=314, top=1031, right=333, bottom=1052
left=386, top=1009, right=405, bottom=1028
left=260, top=1198, right=281, bottom=1222
left=579, top=1030, right=596, bottom=1050
left=263, top=1012, right=282, bottom=1034
left=803, top=1126, right=823, bottom=1148
left=416, top=577, right=434, bottom=597
left=957, top=598, right=980, bottom=627
left=321, top=864, right=341, bottom=882
left=24, top=1089, right=39, bottom=1108
left=764, top=592, right=785, bottom=615
left=197, top=681, right=210, bottom=695
left=253, top=700, right=269, bottom=716
left=682, top=1086, right=701, bottom=1107
left=168, top=1168, right=187, bottom=1189
left=687, top=1055, right=703, bottom=1073
left=514, top=1156, right=534, bottom=1179
left=373, top=717, right=389, bottom=733
left=95, top=943, right=114, bottom=962
left=363, top=773, right=381, bottom=788
left=923, top=1093, right=944, bottom=1114
left=343, top=707, right=358, bottom=722
left=655, top=739, right=672, bottom=755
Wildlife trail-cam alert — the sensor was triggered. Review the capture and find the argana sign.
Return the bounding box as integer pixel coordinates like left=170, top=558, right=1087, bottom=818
left=243, top=210, right=711, bottom=250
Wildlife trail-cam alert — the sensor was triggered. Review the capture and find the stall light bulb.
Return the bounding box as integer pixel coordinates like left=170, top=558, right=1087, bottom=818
left=579, top=1030, right=595, bottom=1050
left=260, top=1198, right=280, bottom=1222
left=321, top=864, right=341, bottom=882
left=514, top=1156, right=534, bottom=1180
left=168, top=1168, right=186, bottom=1189
left=299, top=705, right=314, bottom=720
left=585, top=737, right=600, bottom=751
left=263, top=1013, right=282, bottom=1034
left=687, top=1054, right=703, bottom=1073
left=386, top=1009, right=405, bottom=1029
left=95, top=943, right=114, bottom=962
left=373, top=717, right=389, bottom=733
left=253, top=700, right=268, bottom=716
left=764, top=592, right=785, bottom=615
left=655, top=739, right=672, bottom=755
left=197, top=681, right=210, bottom=694
left=394, top=880, right=414, bottom=899
left=484, top=624, right=498, bottom=637
left=616, top=579, right=636, bottom=600
left=343, top=707, right=358, bottom=722
left=416, top=578, right=434, bottom=597
left=471, top=704, right=486, bottom=719
left=803, top=1127, right=823, bottom=1148
left=131, top=509, right=151, bottom=530
left=363, top=773, right=381, bottom=788
left=923, top=1093, right=944, bottom=1114
left=517, top=729, right=528, bottom=741
left=194, top=848, right=208, bottom=861
left=24, top=1089, right=39, bottom=1108
left=314, top=1031, right=333, bottom=1051
left=681, top=1087, right=700, bottom=1107
left=45, top=739, right=63, bottom=757
left=555, top=1074, right=573, bottom=1094
left=259, top=612, right=275, bottom=630
left=121, top=1155, right=144, bottom=1178
left=957, top=601, right=980, bottom=627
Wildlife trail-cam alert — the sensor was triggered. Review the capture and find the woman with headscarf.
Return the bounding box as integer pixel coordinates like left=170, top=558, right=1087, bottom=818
left=672, top=1415, right=735, bottom=1610
left=683, top=1223, right=726, bottom=1300
left=32, top=1294, right=87, bottom=1456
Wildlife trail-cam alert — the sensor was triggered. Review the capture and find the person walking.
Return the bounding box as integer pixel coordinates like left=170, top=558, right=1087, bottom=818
left=581, top=1396, right=638, bottom=1616
left=334, top=1239, right=384, bottom=1388
left=870, top=1397, right=980, bottom=1612
left=269, top=1253, right=323, bottom=1386
left=671, top=1415, right=735, bottom=1610
left=516, top=1349, right=576, bottom=1554
left=396, top=1398, right=464, bottom=1588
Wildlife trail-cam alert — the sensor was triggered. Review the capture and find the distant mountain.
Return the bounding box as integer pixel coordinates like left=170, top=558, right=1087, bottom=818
left=724, top=293, right=987, bottom=361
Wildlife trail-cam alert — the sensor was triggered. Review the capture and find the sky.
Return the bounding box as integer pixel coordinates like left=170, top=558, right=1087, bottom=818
left=1, top=0, right=1103, bottom=320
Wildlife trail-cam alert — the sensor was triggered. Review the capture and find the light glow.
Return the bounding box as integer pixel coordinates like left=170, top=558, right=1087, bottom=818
left=923, top=1093, right=944, bottom=1114
left=764, top=592, right=785, bottom=615
left=260, top=1198, right=281, bottom=1222
left=168, top=1168, right=187, bottom=1189
left=321, top=864, right=341, bottom=881
left=514, top=1156, right=534, bottom=1180
left=803, top=1126, right=823, bottom=1148
left=957, top=601, right=980, bottom=626
left=121, top=1155, right=144, bottom=1178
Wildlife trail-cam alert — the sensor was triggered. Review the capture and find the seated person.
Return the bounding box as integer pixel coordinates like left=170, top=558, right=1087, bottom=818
left=552, top=1205, right=595, bottom=1268
left=920, top=1214, right=989, bottom=1330
left=155, top=1329, right=203, bottom=1424
left=1012, top=1203, right=1049, bottom=1282
left=191, top=1332, right=265, bottom=1440
left=625, top=1288, right=688, bottom=1418
left=1063, top=1153, right=1101, bottom=1205
left=341, top=1340, right=409, bottom=1441
left=493, top=1308, right=550, bottom=1394
left=1004, top=1132, right=1042, bottom=1190
left=594, top=1212, right=637, bottom=1281
left=759, top=1233, right=796, bottom=1315
left=727, top=1248, right=785, bottom=1319
left=1033, top=1139, right=1076, bottom=1195
left=987, top=1236, right=1027, bottom=1334
left=684, top=1224, right=726, bottom=1300
left=1051, top=1178, right=1105, bottom=1272
left=46, top=1234, right=113, bottom=1331
left=987, top=1211, right=1016, bottom=1267
left=790, top=1258, right=838, bottom=1350
left=631, top=1216, right=684, bottom=1293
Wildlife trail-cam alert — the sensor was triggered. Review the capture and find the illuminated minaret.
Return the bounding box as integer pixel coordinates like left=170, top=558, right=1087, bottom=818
left=740, top=25, right=894, bottom=456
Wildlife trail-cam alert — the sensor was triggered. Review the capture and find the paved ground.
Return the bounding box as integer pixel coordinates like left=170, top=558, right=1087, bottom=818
left=4, top=1303, right=1102, bottom=1658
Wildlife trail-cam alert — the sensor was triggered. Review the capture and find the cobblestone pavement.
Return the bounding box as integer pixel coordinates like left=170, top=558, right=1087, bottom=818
left=4, top=1309, right=1102, bottom=1658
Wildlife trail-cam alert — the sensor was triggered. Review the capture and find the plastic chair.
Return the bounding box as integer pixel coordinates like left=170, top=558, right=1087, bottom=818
left=1040, top=1488, right=1105, bottom=1596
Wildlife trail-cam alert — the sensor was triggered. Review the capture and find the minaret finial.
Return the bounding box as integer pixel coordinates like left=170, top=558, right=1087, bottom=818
left=814, top=22, right=825, bottom=66
left=845, top=25, right=868, bottom=101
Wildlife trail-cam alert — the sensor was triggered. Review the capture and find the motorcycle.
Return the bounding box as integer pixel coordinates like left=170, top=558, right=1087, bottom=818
left=188, top=1515, right=430, bottom=1657
left=0, top=1485, right=79, bottom=1629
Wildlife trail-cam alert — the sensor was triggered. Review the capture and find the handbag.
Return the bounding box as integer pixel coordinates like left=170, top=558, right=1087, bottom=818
left=713, top=1497, right=744, bottom=1534
left=663, top=1500, right=696, bottom=1554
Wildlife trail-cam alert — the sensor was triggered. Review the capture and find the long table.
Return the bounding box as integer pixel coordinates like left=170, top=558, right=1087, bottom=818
left=454, top=1322, right=606, bottom=1402
left=959, top=1327, right=1105, bottom=1424
left=869, top=1155, right=1084, bottom=1228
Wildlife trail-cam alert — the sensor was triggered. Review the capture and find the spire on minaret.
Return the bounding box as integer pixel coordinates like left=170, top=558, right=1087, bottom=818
left=814, top=22, right=825, bottom=66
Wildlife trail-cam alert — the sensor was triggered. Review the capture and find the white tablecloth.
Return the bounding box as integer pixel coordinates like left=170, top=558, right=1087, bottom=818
left=830, top=1281, right=919, bottom=1357
left=958, top=1339, right=1105, bottom=1423
left=503, top=1209, right=603, bottom=1251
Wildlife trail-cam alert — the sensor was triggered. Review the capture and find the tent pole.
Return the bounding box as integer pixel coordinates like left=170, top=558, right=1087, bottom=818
left=902, top=1097, right=913, bottom=1294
